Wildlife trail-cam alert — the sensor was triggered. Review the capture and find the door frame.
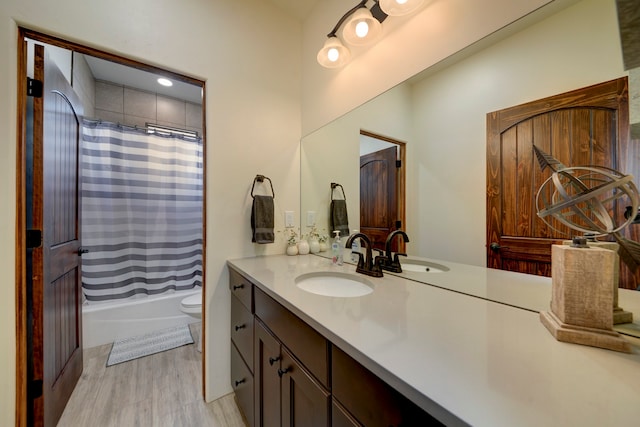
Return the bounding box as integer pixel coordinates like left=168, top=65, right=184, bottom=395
left=359, top=130, right=407, bottom=253
left=15, top=27, right=208, bottom=426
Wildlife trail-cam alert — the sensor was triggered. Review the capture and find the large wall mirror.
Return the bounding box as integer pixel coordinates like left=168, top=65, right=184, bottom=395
left=300, top=0, right=638, bottom=304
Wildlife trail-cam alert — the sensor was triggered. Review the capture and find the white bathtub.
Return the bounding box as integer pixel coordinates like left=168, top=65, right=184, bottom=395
left=82, top=289, right=201, bottom=349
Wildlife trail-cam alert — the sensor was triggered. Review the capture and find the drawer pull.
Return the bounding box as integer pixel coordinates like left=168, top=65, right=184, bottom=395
left=232, top=284, right=245, bottom=290
left=234, top=378, right=245, bottom=387
left=268, top=356, right=280, bottom=366
left=277, top=367, right=290, bottom=378
left=234, top=324, right=246, bottom=331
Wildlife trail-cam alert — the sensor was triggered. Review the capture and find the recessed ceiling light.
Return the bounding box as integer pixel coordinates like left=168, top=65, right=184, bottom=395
left=157, top=78, right=173, bottom=87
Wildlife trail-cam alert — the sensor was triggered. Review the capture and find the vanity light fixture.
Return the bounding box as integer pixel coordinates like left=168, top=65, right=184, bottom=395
left=317, top=0, right=423, bottom=69
left=379, top=0, right=425, bottom=16
left=157, top=77, right=173, bottom=87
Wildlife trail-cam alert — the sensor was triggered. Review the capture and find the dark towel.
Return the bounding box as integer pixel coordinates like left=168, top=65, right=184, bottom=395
left=330, top=199, right=349, bottom=238
left=251, top=195, right=274, bottom=243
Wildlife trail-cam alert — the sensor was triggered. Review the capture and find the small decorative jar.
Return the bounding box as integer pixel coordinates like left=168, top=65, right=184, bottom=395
left=298, top=239, right=310, bottom=255
left=309, top=239, right=320, bottom=254
left=286, top=243, right=298, bottom=256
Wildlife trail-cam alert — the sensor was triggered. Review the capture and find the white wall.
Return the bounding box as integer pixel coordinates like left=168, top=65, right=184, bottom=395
left=0, top=0, right=301, bottom=424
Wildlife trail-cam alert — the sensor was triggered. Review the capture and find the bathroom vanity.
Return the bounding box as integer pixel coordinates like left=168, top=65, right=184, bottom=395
left=228, top=254, right=640, bottom=426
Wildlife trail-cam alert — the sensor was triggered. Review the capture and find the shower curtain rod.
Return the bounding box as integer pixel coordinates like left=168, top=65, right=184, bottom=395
left=83, top=118, right=200, bottom=140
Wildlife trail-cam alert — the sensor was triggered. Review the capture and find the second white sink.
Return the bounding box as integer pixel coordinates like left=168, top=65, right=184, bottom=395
left=295, top=271, right=374, bottom=297
left=401, top=259, right=450, bottom=273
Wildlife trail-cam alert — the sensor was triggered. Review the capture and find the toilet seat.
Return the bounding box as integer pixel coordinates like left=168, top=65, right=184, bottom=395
left=180, top=292, right=202, bottom=317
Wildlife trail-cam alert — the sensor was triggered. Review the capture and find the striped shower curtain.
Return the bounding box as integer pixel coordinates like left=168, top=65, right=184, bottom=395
left=80, top=120, right=203, bottom=302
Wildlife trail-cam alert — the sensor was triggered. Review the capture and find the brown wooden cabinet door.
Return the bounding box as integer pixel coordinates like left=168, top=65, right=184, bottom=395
left=254, top=320, right=282, bottom=427
left=280, top=348, right=330, bottom=427
left=486, top=77, right=639, bottom=289
left=30, top=44, right=83, bottom=426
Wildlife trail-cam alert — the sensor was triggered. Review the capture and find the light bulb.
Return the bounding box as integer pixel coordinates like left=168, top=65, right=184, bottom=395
left=355, top=21, right=369, bottom=38
left=379, top=0, right=424, bottom=16
left=328, top=48, right=339, bottom=62
left=343, top=7, right=382, bottom=46
left=317, top=37, right=351, bottom=68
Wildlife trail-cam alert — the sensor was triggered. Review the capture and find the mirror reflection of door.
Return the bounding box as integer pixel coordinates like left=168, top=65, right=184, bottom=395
left=359, top=131, right=406, bottom=253
left=487, top=77, right=638, bottom=290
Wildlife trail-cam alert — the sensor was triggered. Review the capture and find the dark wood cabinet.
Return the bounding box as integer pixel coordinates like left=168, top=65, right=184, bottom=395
left=229, top=265, right=440, bottom=427
left=229, top=268, right=255, bottom=426
left=231, top=342, right=254, bottom=426
left=254, top=320, right=282, bottom=427
left=254, top=312, right=330, bottom=426
left=280, top=347, right=330, bottom=427
left=332, top=346, right=443, bottom=427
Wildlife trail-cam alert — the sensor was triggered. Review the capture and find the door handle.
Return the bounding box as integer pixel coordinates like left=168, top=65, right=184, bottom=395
left=489, top=242, right=509, bottom=251
left=77, top=248, right=89, bottom=256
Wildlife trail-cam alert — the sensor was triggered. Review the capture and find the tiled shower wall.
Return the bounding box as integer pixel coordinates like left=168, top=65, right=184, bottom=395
left=94, top=80, right=203, bottom=135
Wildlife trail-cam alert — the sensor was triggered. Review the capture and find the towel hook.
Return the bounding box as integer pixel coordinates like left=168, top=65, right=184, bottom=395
left=331, top=182, right=346, bottom=201
left=251, top=174, right=275, bottom=198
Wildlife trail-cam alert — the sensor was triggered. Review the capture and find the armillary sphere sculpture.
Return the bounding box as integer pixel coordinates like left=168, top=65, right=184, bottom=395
left=534, top=145, right=640, bottom=277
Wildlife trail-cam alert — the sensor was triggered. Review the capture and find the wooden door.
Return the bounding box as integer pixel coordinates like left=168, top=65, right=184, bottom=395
left=487, top=77, right=638, bottom=289
left=360, top=146, right=400, bottom=252
left=280, top=348, right=330, bottom=427
left=30, top=44, right=83, bottom=426
left=254, top=320, right=281, bottom=427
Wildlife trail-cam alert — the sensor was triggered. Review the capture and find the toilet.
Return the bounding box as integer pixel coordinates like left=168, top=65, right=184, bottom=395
left=180, top=290, right=202, bottom=352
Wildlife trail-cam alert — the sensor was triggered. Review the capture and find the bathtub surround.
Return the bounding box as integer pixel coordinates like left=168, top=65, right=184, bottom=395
left=81, top=120, right=203, bottom=301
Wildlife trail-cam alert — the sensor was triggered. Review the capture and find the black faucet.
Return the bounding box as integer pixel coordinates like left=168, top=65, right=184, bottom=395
left=345, top=232, right=384, bottom=278
left=378, top=230, right=410, bottom=273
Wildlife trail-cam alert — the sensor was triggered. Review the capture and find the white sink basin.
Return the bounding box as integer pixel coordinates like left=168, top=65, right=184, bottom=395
left=401, top=260, right=449, bottom=273
left=295, top=272, right=374, bottom=297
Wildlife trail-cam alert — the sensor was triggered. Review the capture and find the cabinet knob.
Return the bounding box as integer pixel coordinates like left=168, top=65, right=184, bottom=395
left=233, top=284, right=245, bottom=290
left=277, top=367, right=290, bottom=378
left=234, top=378, right=245, bottom=387
left=268, top=356, right=280, bottom=366
left=234, top=324, right=246, bottom=331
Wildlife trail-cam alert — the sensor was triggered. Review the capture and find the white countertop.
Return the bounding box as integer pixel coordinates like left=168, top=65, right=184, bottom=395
left=227, top=253, right=640, bottom=426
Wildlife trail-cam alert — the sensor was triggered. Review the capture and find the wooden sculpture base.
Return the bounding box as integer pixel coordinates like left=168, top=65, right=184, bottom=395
left=562, top=240, right=633, bottom=325
left=542, top=244, right=631, bottom=353
left=614, top=307, right=634, bottom=325
left=540, top=310, right=631, bottom=353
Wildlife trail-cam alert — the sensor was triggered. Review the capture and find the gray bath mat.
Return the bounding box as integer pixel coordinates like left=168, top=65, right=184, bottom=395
left=107, top=325, right=194, bottom=366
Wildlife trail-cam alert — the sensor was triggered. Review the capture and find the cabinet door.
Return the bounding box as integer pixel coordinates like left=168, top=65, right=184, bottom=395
left=255, top=320, right=281, bottom=427
left=281, top=348, right=330, bottom=427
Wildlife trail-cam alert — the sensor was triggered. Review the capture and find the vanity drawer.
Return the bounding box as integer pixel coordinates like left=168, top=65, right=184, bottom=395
left=231, top=342, right=254, bottom=427
left=254, top=287, right=329, bottom=388
left=332, top=345, right=443, bottom=427
left=231, top=294, right=254, bottom=372
left=229, top=267, right=253, bottom=312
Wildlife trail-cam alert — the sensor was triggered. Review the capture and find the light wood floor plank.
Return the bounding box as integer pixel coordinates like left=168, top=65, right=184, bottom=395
left=57, top=323, right=246, bottom=427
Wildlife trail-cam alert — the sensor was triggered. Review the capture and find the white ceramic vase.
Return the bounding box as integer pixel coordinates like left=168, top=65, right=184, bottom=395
left=319, top=241, right=328, bottom=252
left=298, top=239, right=310, bottom=255
left=309, top=239, right=320, bottom=254
left=286, top=244, right=298, bottom=256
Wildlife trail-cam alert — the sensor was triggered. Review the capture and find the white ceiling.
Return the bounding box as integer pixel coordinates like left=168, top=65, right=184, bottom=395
left=84, top=0, right=320, bottom=106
